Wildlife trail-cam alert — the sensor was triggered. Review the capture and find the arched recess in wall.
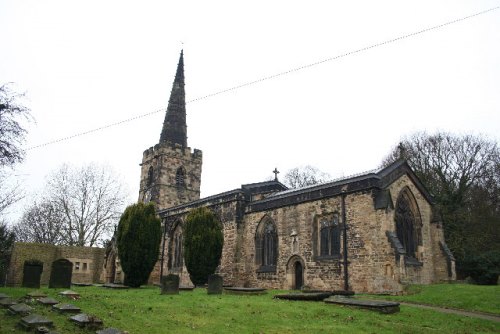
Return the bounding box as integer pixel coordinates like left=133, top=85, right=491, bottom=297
left=255, top=215, right=278, bottom=272
left=394, top=186, right=423, bottom=260
left=168, top=220, right=184, bottom=271
left=147, top=166, right=154, bottom=187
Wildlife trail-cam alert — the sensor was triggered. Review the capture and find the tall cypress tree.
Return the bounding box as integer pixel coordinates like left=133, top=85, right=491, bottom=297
left=183, top=207, right=223, bottom=286
left=117, top=202, right=161, bottom=287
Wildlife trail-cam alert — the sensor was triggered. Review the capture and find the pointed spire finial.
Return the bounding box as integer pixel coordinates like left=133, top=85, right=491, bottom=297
left=159, top=50, right=187, bottom=146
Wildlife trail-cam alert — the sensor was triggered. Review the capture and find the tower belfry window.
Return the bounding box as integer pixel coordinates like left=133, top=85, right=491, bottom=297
left=176, top=167, right=186, bottom=189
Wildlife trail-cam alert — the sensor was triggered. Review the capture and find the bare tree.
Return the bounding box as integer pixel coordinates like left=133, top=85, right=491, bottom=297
left=0, top=83, right=32, bottom=168
left=283, top=165, right=330, bottom=189
left=0, top=171, right=23, bottom=218
left=14, top=164, right=128, bottom=247
left=13, top=200, right=64, bottom=244
left=382, top=131, right=500, bottom=282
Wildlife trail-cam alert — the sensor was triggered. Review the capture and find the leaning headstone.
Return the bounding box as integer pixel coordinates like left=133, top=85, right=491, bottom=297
left=52, top=303, right=81, bottom=313
left=207, top=274, right=223, bottom=295
left=22, top=260, right=44, bottom=288
left=49, top=259, right=73, bottom=288
left=70, top=313, right=103, bottom=330
left=8, top=303, right=33, bottom=315
left=160, top=274, right=179, bottom=295
left=18, top=314, right=53, bottom=330
left=0, top=297, right=17, bottom=308
left=96, top=328, right=124, bottom=334
left=38, top=297, right=59, bottom=306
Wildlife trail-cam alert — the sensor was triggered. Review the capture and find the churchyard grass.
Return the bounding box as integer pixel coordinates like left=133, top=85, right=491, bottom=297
left=364, top=283, right=500, bottom=315
left=0, top=285, right=499, bottom=333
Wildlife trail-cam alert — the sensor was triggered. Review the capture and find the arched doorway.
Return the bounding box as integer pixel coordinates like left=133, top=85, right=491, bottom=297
left=294, top=261, right=303, bottom=290
left=286, top=255, right=305, bottom=290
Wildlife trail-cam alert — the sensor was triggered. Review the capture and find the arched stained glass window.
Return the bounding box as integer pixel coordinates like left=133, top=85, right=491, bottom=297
left=255, top=217, right=278, bottom=271
left=395, top=187, right=422, bottom=259
left=319, top=213, right=341, bottom=257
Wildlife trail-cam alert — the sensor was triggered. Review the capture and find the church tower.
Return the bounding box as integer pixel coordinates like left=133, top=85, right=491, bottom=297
left=138, top=50, right=202, bottom=210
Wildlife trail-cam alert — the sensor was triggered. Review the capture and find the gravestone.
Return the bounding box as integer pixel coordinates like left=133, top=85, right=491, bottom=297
left=49, top=259, right=73, bottom=288
left=52, top=303, right=81, bottom=313
left=207, top=274, right=223, bottom=295
left=274, top=292, right=331, bottom=301
left=0, top=297, right=17, bottom=308
left=8, top=303, right=33, bottom=315
left=70, top=313, right=103, bottom=329
left=160, top=274, right=179, bottom=295
left=224, top=287, right=267, bottom=295
left=22, top=261, right=44, bottom=288
left=27, top=291, right=47, bottom=299
left=0, top=293, right=10, bottom=299
left=18, top=314, right=53, bottom=330
left=59, top=290, right=80, bottom=299
left=38, top=297, right=59, bottom=306
left=324, top=296, right=400, bottom=314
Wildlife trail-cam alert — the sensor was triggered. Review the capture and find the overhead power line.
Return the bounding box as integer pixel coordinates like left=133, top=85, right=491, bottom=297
left=27, top=6, right=499, bottom=151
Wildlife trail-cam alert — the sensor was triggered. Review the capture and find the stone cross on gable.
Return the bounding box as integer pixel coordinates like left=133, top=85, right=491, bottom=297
left=273, top=168, right=280, bottom=181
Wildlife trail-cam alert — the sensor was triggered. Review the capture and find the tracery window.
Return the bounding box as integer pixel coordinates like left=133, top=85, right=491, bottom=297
left=319, top=213, right=341, bottom=257
left=395, top=187, right=422, bottom=259
left=255, top=217, right=278, bottom=271
left=176, top=167, right=186, bottom=189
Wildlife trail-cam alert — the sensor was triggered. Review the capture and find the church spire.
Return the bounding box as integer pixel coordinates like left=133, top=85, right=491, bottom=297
left=159, top=50, right=187, bottom=146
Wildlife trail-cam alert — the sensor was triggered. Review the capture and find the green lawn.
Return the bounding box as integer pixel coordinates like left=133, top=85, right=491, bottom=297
left=367, top=283, right=500, bottom=315
left=0, top=285, right=498, bottom=334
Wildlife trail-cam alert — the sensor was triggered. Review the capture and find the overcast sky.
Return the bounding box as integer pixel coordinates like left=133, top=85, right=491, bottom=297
left=1, top=1, right=499, bottom=223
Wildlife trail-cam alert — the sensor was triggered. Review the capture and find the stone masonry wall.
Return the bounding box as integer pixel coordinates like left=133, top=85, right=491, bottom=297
left=7, top=242, right=105, bottom=286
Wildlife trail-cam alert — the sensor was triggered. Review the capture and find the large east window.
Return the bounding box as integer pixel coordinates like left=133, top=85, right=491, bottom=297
left=395, top=187, right=422, bottom=260
left=255, top=217, right=278, bottom=272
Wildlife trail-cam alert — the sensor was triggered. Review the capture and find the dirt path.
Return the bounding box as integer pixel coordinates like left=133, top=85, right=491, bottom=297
left=398, top=302, right=500, bottom=323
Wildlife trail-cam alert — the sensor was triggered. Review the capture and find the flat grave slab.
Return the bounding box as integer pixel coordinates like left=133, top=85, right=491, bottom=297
left=0, top=297, right=18, bottom=308
left=324, top=296, right=400, bottom=314
left=69, top=313, right=104, bottom=329
left=8, top=303, right=33, bottom=315
left=302, top=290, right=355, bottom=297
left=38, top=297, right=59, bottom=306
left=0, top=293, right=10, bottom=299
left=58, top=290, right=80, bottom=299
left=26, top=291, right=47, bottom=299
left=274, top=292, right=331, bottom=301
left=224, top=287, right=267, bottom=295
left=72, top=282, right=93, bottom=287
left=96, top=328, right=125, bottom=334
left=52, top=303, right=81, bottom=313
left=18, top=314, right=53, bottom=330
left=102, top=283, right=128, bottom=289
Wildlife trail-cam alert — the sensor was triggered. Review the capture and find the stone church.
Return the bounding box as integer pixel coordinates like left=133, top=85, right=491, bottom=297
left=109, top=51, right=456, bottom=294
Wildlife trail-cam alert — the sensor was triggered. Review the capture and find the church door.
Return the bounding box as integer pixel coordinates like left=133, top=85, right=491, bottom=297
left=294, top=261, right=303, bottom=290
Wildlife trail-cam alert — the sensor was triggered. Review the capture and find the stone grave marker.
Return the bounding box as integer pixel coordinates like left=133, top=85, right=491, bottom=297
left=0, top=292, right=10, bottom=299
left=70, top=313, right=104, bottom=330
left=207, top=274, right=223, bottom=295
left=160, top=274, right=179, bottom=295
left=96, top=328, right=124, bottom=334
left=8, top=303, right=33, bottom=315
left=49, top=259, right=73, bottom=288
left=22, top=260, right=44, bottom=288
left=18, top=314, right=53, bottom=330
left=324, top=296, right=400, bottom=314
left=274, top=292, right=331, bottom=301
left=38, top=297, right=59, bottom=306
left=27, top=291, right=48, bottom=299
left=52, top=303, right=81, bottom=313
left=59, top=290, right=80, bottom=299
left=224, top=287, right=267, bottom=295
left=0, top=297, right=17, bottom=308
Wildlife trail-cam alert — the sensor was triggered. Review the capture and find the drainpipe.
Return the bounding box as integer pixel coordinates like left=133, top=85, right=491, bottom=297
left=341, top=193, right=349, bottom=291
